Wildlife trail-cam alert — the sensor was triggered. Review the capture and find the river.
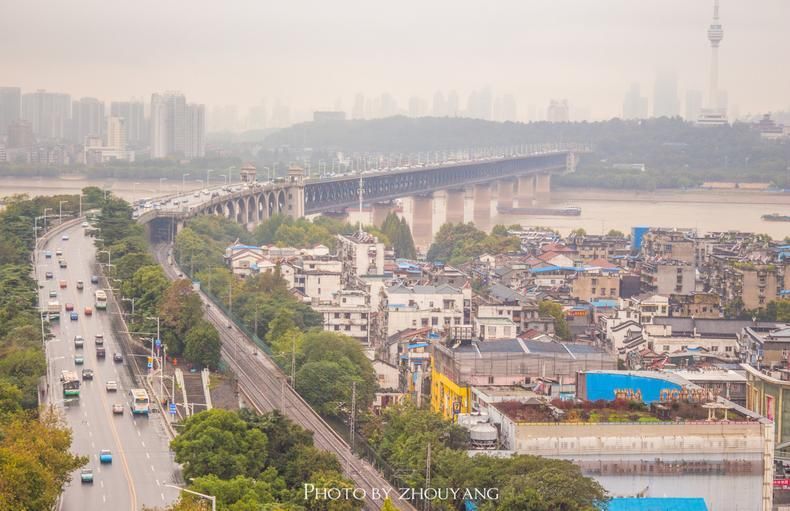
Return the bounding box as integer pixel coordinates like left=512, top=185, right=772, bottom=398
left=2, top=176, right=788, bottom=240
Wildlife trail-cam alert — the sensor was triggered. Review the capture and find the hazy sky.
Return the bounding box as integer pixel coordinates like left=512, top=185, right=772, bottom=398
left=2, top=0, right=788, bottom=119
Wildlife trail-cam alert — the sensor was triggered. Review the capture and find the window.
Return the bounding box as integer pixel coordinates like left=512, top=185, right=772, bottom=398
left=725, top=346, right=733, bottom=352
left=334, top=313, right=340, bottom=319
left=487, top=326, right=496, bottom=336
left=431, top=317, right=439, bottom=326
left=591, top=288, right=596, bottom=295
left=711, top=346, right=719, bottom=352
left=610, top=288, right=617, bottom=296
left=663, top=345, right=670, bottom=352
left=488, top=376, right=494, bottom=384
left=503, top=326, right=512, bottom=337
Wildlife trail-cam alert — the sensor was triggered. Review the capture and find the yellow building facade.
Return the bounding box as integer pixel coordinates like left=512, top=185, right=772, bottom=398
left=430, top=366, right=470, bottom=420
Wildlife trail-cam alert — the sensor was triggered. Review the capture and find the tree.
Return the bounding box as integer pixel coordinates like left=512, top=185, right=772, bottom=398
left=160, top=279, right=205, bottom=355
left=0, top=410, right=87, bottom=511
left=606, top=229, right=625, bottom=237
left=171, top=409, right=269, bottom=480
left=570, top=228, right=587, bottom=237
left=184, top=320, right=222, bottom=369
left=538, top=301, right=571, bottom=340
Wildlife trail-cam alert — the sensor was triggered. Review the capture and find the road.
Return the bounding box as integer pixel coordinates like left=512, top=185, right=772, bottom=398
left=38, top=222, right=180, bottom=511
left=153, top=244, right=416, bottom=511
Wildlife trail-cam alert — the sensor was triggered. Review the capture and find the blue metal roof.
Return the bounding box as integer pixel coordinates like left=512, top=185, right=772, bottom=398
left=603, top=497, right=708, bottom=511
left=530, top=265, right=581, bottom=274
left=407, top=342, right=429, bottom=349
left=591, top=299, right=619, bottom=308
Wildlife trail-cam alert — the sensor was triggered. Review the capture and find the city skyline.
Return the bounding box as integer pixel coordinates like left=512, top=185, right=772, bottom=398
left=1, top=1, right=788, bottom=121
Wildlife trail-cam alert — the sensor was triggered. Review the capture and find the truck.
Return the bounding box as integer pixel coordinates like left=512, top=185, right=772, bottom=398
left=47, top=301, right=60, bottom=313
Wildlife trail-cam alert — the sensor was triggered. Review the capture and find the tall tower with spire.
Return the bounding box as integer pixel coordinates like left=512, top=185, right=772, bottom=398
left=707, top=0, right=724, bottom=110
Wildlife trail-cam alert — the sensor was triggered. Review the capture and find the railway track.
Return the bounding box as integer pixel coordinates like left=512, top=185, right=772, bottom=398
left=152, top=244, right=415, bottom=511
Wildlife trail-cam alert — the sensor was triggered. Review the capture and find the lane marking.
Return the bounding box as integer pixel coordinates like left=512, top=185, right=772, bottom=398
left=150, top=465, right=155, bottom=472
left=146, top=452, right=150, bottom=459
left=161, top=493, right=165, bottom=501
left=141, top=441, right=146, bottom=448
left=155, top=479, right=160, bottom=487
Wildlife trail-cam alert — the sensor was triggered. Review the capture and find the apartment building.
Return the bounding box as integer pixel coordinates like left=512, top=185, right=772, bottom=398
left=640, top=259, right=696, bottom=295
left=337, top=232, right=385, bottom=286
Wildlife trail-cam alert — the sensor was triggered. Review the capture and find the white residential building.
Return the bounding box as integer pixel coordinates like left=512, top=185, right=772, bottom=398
left=338, top=232, right=385, bottom=286
left=281, top=257, right=342, bottom=303
left=314, top=289, right=373, bottom=344
left=383, top=283, right=471, bottom=336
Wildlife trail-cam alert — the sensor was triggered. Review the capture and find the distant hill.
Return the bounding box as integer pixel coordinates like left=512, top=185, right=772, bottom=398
left=260, top=116, right=790, bottom=189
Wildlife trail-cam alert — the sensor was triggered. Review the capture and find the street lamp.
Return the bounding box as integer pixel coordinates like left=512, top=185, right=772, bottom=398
left=219, top=174, right=227, bottom=186
left=58, top=200, right=68, bottom=224
left=163, top=484, right=216, bottom=511
left=43, top=207, right=52, bottom=231
left=159, top=178, right=167, bottom=194
left=133, top=182, right=140, bottom=198
left=206, top=169, right=214, bottom=188
left=182, top=173, right=191, bottom=196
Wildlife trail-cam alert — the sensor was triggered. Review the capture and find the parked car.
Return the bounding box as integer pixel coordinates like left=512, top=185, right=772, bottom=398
left=82, top=368, right=94, bottom=380
left=80, top=468, right=94, bottom=483
left=112, top=403, right=124, bottom=415
left=99, top=450, right=112, bottom=464
left=69, top=311, right=78, bottom=321
left=105, top=380, right=117, bottom=392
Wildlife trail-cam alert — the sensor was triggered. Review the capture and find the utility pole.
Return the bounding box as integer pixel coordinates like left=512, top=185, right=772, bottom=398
left=424, top=442, right=432, bottom=511
left=357, top=174, right=364, bottom=234
left=350, top=381, right=356, bottom=452
left=290, top=334, right=296, bottom=388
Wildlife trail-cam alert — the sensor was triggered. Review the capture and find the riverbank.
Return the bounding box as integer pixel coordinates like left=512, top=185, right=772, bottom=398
left=551, top=187, right=790, bottom=205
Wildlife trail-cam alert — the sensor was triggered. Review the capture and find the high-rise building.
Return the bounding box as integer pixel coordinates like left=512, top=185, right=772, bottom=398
left=110, top=100, right=145, bottom=146
left=149, top=93, right=167, bottom=158
left=0, top=87, right=21, bottom=136
left=685, top=90, right=703, bottom=121
left=105, top=116, right=127, bottom=150
left=185, top=103, right=205, bottom=159
left=21, top=90, right=71, bottom=140
left=653, top=71, right=680, bottom=118
left=352, top=93, right=365, bottom=120
left=501, top=94, right=517, bottom=122
left=408, top=96, right=427, bottom=117
left=72, top=97, right=105, bottom=144
left=149, top=91, right=202, bottom=159
left=7, top=120, right=34, bottom=148
left=432, top=91, right=446, bottom=117
left=446, top=91, right=459, bottom=117
left=546, top=99, right=570, bottom=123
left=622, top=83, right=648, bottom=119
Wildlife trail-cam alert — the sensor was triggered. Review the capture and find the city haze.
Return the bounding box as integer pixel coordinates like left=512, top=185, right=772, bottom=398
left=2, top=0, right=789, bottom=122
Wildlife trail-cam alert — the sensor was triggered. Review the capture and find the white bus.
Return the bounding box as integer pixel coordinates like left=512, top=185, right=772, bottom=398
left=94, top=289, right=107, bottom=310
left=129, top=388, right=150, bottom=415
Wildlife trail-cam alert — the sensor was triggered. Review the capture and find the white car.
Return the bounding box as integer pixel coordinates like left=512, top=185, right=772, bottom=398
left=81, top=221, right=89, bottom=228
left=61, top=234, right=69, bottom=241
left=105, top=380, right=118, bottom=392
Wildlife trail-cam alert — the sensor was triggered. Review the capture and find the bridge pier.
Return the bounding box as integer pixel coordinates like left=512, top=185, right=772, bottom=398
left=535, top=173, right=551, bottom=198
left=438, top=189, right=465, bottom=225
left=496, top=179, right=515, bottom=211
left=371, top=202, right=391, bottom=227
left=408, top=195, right=434, bottom=253
left=472, top=183, right=492, bottom=230
left=516, top=176, right=535, bottom=207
